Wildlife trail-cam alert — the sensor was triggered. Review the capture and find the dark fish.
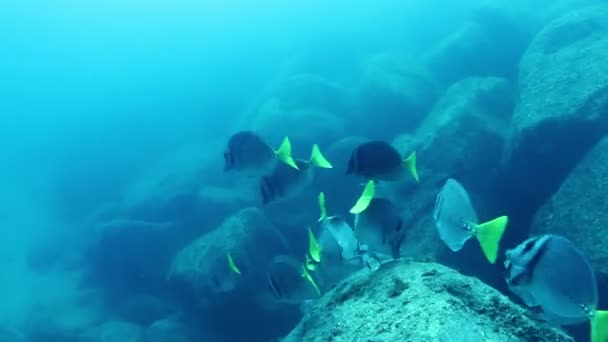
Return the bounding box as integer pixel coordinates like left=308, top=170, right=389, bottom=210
left=267, top=255, right=320, bottom=304
left=353, top=198, right=404, bottom=259
left=433, top=178, right=508, bottom=264
left=223, top=131, right=297, bottom=176
left=346, top=140, right=418, bottom=182
left=504, top=234, right=608, bottom=342
left=260, top=145, right=332, bottom=205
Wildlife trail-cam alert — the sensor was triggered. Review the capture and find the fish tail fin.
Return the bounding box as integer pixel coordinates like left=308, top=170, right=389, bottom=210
left=402, top=151, right=419, bottom=183
left=305, top=254, right=317, bottom=271
left=227, top=252, right=242, bottom=275
left=309, top=144, right=333, bottom=168
left=318, top=192, right=327, bottom=222
left=591, top=310, right=608, bottom=342
left=474, top=216, right=508, bottom=264
left=301, top=265, right=321, bottom=297
left=349, top=180, right=375, bottom=214
left=307, top=227, right=322, bottom=263
left=274, top=136, right=299, bottom=170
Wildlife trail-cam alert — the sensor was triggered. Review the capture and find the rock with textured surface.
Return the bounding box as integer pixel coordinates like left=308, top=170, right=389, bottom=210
left=532, top=136, right=608, bottom=284
left=503, top=6, right=608, bottom=216
left=355, top=53, right=437, bottom=138
left=388, top=77, right=513, bottom=265
left=284, top=261, right=574, bottom=342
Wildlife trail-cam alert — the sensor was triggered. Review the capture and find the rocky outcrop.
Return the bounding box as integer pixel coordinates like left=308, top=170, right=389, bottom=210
left=532, top=136, right=608, bottom=285
left=502, top=6, right=608, bottom=219
left=167, top=207, right=299, bottom=342
left=426, top=4, right=532, bottom=87
left=354, top=53, right=437, bottom=138
left=389, top=77, right=513, bottom=267
left=284, top=261, right=573, bottom=341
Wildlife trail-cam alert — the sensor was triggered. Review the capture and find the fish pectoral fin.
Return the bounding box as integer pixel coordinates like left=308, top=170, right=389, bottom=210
left=350, top=180, right=375, bottom=214
left=591, top=310, right=608, bottom=342
left=309, top=144, right=333, bottom=168
left=474, top=216, right=509, bottom=264
left=402, top=151, right=419, bottom=183
left=275, top=136, right=299, bottom=170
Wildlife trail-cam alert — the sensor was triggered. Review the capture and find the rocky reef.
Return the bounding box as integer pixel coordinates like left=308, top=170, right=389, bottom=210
left=284, top=260, right=572, bottom=342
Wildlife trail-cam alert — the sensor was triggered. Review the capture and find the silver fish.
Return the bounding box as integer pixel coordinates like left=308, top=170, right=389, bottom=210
left=433, top=178, right=507, bottom=264
left=505, top=234, right=598, bottom=325
left=353, top=198, right=404, bottom=258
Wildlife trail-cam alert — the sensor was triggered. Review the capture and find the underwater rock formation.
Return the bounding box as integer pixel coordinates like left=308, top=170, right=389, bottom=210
left=141, top=317, right=200, bottom=342
left=250, top=98, right=347, bottom=151
left=532, top=136, right=608, bottom=285
left=426, top=4, right=532, bottom=87
left=503, top=5, right=608, bottom=219
left=390, top=77, right=513, bottom=264
left=167, top=207, right=299, bottom=341
left=355, top=53, right=437, bottom=138
left=81, top=321, right=142, bottom=342
left=283, top=260, right=574, bottom=342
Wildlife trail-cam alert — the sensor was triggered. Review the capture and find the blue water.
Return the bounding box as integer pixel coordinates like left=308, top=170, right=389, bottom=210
left=0, top=0, right=602, bottom=341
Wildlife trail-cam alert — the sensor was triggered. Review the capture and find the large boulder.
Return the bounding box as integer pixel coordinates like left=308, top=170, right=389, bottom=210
left=354, top=53, right=437, bottom=139
left=284, top=261, right=573, bottom=341
left=532, top=136, right=608, bottom=285
left=388, top=77, right=513, bottom=278
left=81, top=321, right=142, bottom=342
left=426, top=4, right=532, bottom=87
left=503, top=6, right=608, bottom=220
left=167, top=207, right=299, bottom=342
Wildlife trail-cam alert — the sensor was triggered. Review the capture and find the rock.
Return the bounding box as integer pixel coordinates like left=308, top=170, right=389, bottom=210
left=355, top=53, right=436, bottom=138
left=283, top=260, right=573, bottom=342
left=503, top=6, right=608, bottom=219
left=532, top=136, right=608, bottom=285
left=114, top=294, right=171, bottom=327
left=167, top=207, right=299, bottom=341
left=86, top=219, right=182, bottom=296
left=250, top=98, right=347, bottom=151
left=141, top=317, right=197, bottom=342
left=389, top=77, right=513, bottom=271
left=81, top=321, right=142, bottom=342
left=426, top=5, right=532, bottom=87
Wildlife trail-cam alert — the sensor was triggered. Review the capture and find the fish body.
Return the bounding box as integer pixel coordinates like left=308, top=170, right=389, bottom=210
left=260, top=145, right=332, bottom=205
left=353, top=198, right=404, bottom=259
left=321, top=216, right=361, bottom=262
left=224, top=131, right=298, bottom=176
left=505, top=234, right=598, bottom=325
left=267, top=255, right=320, bottom=304
left=433, top=178, right=508, bottom=264
left=260, top=160, right=314, bottom=205
left=346, top=140, right=418, bottom=182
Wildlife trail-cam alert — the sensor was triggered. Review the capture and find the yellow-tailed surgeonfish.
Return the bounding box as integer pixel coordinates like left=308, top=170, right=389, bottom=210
left=433, top=178, right=508, bottom=264
left=223, top=131, right=298, bottom=176
left=266, top=255, right=321, bottom=304
left=505, top=234, right=608, bottom=342
left=260, top=144, right=332, bottom=205
left=346, top=140, right=418, bottom=183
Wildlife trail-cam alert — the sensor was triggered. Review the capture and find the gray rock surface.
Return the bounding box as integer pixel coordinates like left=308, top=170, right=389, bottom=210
left=283, top=261, right=574, bottom=342
left=502, top=6, right=608, bottom=216
left=390, top=77, right=513, bottom=262
left=532, top=136, right=608, bottom=284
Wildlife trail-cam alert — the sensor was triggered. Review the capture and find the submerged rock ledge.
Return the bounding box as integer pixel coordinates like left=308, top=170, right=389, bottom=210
left=284, top=260, right=573, bottom=342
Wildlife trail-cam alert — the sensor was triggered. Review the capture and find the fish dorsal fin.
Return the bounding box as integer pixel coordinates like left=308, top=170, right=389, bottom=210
left=474, top=216, right=508, bottom=264
left=274, top=137, right=299, bottom=170
left=318, top=192, right=327, bottom=222
left=350, top=180, right=375, bottom=214
left=309, top=144, right=333, bottom=168
left=308, top=227, right=322, bottom=263
left=227, top=252, right=242, bottom=275
left=402, top=151, right=419, bottom=183
left=301, top=265, right=321, bottom=297
left=591, top=310, right=608, bottom=342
